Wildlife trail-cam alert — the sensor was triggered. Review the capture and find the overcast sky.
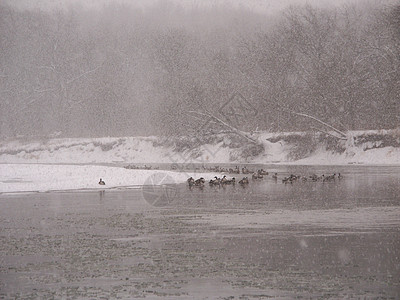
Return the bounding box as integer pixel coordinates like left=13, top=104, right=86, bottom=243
left=5, top=0, right=388, bottom=14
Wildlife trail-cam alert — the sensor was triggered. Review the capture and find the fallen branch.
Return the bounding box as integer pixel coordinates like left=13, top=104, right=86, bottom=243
left=188, top=110, right=258, bottom=144
left=278, top=108, right=348, bottom=139
left=292, top=112, right=347, bottom=138
left=310, top=126, right=347, bottom=140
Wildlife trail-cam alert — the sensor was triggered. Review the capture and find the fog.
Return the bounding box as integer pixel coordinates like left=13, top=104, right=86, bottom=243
left=0, top=0, right=399, bottom=138
left=3, top=0, right=372, bottom=13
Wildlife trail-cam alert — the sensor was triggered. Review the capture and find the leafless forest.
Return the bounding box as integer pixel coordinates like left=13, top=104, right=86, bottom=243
left=1, top=1, right=399, bottom=138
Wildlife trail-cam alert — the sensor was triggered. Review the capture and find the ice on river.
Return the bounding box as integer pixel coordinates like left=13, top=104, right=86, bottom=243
left=0, top=163, right=210, bottom=194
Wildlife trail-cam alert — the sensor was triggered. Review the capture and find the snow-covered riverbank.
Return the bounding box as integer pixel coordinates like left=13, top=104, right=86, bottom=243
left=1, top=130, right=399, bottom=165
left=0, top=130, right=399, bottom=193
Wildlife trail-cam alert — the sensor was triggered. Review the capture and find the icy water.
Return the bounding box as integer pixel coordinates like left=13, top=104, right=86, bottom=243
left=0, top=165, right=399, bottom=299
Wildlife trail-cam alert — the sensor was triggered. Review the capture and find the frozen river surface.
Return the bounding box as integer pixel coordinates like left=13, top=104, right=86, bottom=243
left=0, top=165, right=399, bottom=299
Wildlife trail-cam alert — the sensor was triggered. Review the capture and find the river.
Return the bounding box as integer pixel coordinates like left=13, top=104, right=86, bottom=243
left=0, top=165, right=399, bottom=299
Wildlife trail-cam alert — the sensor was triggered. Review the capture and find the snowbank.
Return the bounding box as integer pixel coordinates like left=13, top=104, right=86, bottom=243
left=0, top=164, right=212, bottom=194
left=0, top=137, right=171, bottom=164
left=0, top=129, right=399, bottom=166
left=293, top=145, right=400, bottom=165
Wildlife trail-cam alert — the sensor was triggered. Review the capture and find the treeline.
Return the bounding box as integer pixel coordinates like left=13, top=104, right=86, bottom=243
left=0, top=1, right=399, bottom=138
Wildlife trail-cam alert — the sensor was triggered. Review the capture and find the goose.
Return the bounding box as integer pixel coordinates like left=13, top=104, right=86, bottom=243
left=221, top=175, right=228, bottom=184
left=226, top=177, right=236, bottom=184
left=209, top=176, right=221, bottom=185
left=323, top=174, right=336, bottom=182
left=187, top=177, right=195, bottom=186
left=258, top=169, right=268, bottom=176
left=194, top=177, right=205, bottom=186
left=239, top=177, right=249, bottom=184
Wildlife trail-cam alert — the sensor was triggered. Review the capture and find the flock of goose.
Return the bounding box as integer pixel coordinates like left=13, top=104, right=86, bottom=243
left=124, top=164, right=159, bottom=170
left=121, top=163, right=343, bottom=188
left=281, top=173, right=343, bottom=184
left=187, top=170, right=343, bottom=188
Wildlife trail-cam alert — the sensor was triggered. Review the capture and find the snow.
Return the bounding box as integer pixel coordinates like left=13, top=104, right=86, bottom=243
left=0, top=137, right=172, bottom=164
left=294, top=145, right=400, bottom=165
left=0, top=131, right=399, bottom=193
left=0, top=164, right=212, bottom=194
left=1, top=132, right=399, bottom=166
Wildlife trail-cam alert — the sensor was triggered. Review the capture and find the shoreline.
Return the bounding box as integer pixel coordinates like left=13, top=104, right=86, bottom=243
left=1, top=162, right=400, bottom=195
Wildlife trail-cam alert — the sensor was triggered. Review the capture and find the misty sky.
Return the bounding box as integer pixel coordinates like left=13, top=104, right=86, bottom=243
left=1, top=0, right=398, bottom=137
left=6, top=0, right=380, bottom=13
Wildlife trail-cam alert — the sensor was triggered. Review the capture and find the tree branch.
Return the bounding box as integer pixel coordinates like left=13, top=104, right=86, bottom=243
left=188, top=110, right=258, bottom=144
left=310, top=126, right=347, bottom=140
left=279, top=108, right=348, bottom=138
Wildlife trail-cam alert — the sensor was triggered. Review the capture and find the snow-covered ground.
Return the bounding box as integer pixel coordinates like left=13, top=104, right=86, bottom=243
left=0, top=137, right=167, bottom=164
left=0, top=130, right=399, bottom=193
left=292, top=145, right=400, bottom=165
left=0, top=130, right=399, bottom=165
left=257, top=129, right=400, bottom=165
left=0, top=164, right=212, bottom=194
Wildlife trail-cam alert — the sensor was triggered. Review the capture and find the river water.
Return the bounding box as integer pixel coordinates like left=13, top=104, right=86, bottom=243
left=0, top=165, right=399, bottom=299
